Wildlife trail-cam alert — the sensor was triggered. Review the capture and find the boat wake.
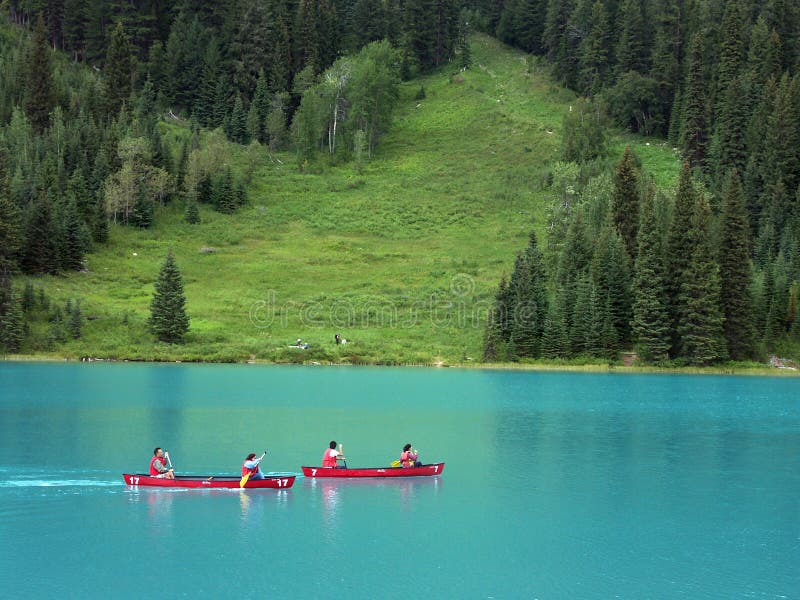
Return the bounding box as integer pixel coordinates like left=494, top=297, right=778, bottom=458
left=0, top=479, right=120, bottom=488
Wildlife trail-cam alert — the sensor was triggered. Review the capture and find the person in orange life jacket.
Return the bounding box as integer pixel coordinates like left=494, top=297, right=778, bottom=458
left=400, top=443, right=421, bottom=468
left=322, top=441, right=346, bottom=468
left=242, top=453, right=266, bottom=480
left=149, top=447, right=174, bottom=479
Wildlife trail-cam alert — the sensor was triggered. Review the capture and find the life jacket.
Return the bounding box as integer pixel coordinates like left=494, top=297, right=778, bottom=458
left=242, top=460, right=260, bottom=477
left=322, top=449, right=338, bottom=468
left=149, top=455, right=163, bottom=475
left=400, top=451, right=415, bottom=468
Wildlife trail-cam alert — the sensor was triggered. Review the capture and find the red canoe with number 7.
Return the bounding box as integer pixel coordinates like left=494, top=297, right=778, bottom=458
left=301, top=463, right=445, bottom=478
left=122, top=473, right=296, bottom=489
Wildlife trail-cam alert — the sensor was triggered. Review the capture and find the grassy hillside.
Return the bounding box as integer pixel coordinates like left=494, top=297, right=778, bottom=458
left=18, top=35, right=680, bottom=364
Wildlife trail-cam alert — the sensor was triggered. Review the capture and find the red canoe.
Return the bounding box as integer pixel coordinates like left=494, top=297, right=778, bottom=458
left=301, top=463, right=445, bottom=478
left=122, top=473, right=296, bottom=489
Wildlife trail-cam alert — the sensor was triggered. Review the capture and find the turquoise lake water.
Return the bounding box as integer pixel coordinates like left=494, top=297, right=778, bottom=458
left=0, top=363, right=798, bottom=599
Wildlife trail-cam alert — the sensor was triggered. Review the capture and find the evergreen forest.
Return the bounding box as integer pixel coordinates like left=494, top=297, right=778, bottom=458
left=0, top=0, right=798, bottom=368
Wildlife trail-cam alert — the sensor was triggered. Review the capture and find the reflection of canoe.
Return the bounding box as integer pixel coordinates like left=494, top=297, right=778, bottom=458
left=301, top=463, right=445, bottom=478
left=122, top=473, right=296, bottom=489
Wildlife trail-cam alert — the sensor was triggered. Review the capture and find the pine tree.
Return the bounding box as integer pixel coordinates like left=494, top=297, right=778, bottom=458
left=232, top=2, right=270, bottom=98
left=611, top=147, right=640, bottom=259
left=63, top=0, right=88, bottom=61
left=614, top=0, right=647, bottom=75
left=578, top=0, right=609, bottom=96
left=22, top=282, right=35, bottom=313
left=648, top=1, right=681, bottom=138
left=0, top=191, right=22, bottom=274
left=631, top=185, right=670, bottom=363
left=665, top=162, right=695, bottom=356
left=148, top=250, right=190, bottom=343
left=24, top=15, right=56, bottom=134
left=716, top=0, right=747, bottom=110
left=92, top=195, right=108, bottom=243
left=764, top=74, right=800, bottom=204
left=543, top=0, right=576, bottom=86
left=540, top=299, right=567, bottom=358
left=195, top=38, right=223, bottom=127
left=132, top=184, right=154, bottom=228
left=591, top=223, right=632, bottom=347
left=21, top=194, right=59, bottom=275
left=763, top=255, right=790, bottom=350
left=681, top=34, right=709, bottom=170
left=226, top=96, right=249, bottom=144
left=48, top=306, right=68, bottom=346
left=509, top=230, right=549, bottom=358
left=677, top=195, right=727, bottom=364
left=0, top=277, right=24, bottom=353
left=60, top=199, right=87, bottom=271
left=719, top=170, right=756, bottom=360
left=711, top=75, right=748, bottom=185
left=483, top=274, right=513, bottom=361
left=104, top=22, right=134, bottom=116
left=68, top=299, right=83, bottom=339
left=185, top=199, right=200, bottom=224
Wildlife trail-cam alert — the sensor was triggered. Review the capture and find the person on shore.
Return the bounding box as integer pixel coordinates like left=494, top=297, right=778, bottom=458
left=400, top=444, right=422, bottom=468
left=322, top=441, right=346, bottom=468
left=149, top=447, right=174, bottom=479
left=335, top=333, right=341, bottom=344
left=242, top=452, right=266, bottom=480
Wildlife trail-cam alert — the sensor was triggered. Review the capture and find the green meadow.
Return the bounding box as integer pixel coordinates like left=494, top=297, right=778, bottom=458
left=18, top=35, right=681, bottom=364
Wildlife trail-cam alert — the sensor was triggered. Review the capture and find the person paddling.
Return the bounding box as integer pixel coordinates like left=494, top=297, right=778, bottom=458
left=400, top=443, right=421, bottom=468
left=322, top=441, right=346, bottom=468
left=242, top=452, right=266, bottom=480
left=150, top=447, right=174, bottom=479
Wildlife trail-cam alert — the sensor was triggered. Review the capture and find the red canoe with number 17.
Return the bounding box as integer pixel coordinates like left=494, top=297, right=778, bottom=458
left=122, top=473, right=296, bottom=489
left=301, top=463, right=445, bottom=478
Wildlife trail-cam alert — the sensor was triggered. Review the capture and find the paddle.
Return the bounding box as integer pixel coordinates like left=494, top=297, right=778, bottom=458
left=340, top=443, right=347, bottom=469
left=239, top=451, right=266, bottom=488
left=391, top=460, right=401, bottom=467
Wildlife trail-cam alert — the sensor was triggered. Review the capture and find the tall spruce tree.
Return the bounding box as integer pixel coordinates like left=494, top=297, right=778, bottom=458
left=681, top=34, right=709, bottom=170
left=577, top=0, right=610, bottom=96
left=718, top=170, right=756, bottom=360
left=591, top=222, right=632, bottom=347
left=148, top=250, right=190, bottom=343
left=21, top=194, right=59, bottom=275
left=483, top=274, right=513, bottom=361
left=614, top=0, right=647, bottom=76
left=509, top=230, right=549, bottom=359
left=611, top=146, right=640, bottom=259
left=104, top=22, right=134, bottom=116
left=0, top=191, right=22, bottom=274
left=665, top=162, right=695, bottom=356
left=0, top=276, right=24, bottom=353
left=24, top=15, right=56, bottom=133
left=648, top=1, right=681, bottom=138
left=715, top=0, right=747, bottom=111
left=677, top=195, right=727, bottom=364
left=631, top=185, right=670, bottom=363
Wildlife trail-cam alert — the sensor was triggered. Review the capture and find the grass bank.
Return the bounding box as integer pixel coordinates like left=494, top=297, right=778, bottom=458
left=14, top=35, right=682, bottom=366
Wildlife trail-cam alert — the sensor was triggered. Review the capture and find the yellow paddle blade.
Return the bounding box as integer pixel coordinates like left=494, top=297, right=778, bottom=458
left=239, top=473, right=250, bottom=488
left=391, top=460, right=401, bottom=468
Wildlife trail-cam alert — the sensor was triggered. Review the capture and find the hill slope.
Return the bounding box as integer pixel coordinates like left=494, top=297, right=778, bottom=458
left=21, top=35, right=679, bottom=364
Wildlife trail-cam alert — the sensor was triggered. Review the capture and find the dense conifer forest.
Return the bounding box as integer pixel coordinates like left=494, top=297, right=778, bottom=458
left=0, top=0, right=798, bottom=366
left=481, top=0, right=800, bottom=364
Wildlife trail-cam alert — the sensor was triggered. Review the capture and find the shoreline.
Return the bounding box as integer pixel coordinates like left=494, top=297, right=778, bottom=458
left=2, top=354, right=797, bottom=377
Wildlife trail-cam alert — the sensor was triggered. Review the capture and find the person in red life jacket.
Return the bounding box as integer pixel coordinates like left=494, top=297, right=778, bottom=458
left=400, top=443, right=421, bottom=468
left=322, top=441, right=346, bottom=468
left=149, top=447, right=174, bottom=479
left=242, top=453, right=266, bottom=480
